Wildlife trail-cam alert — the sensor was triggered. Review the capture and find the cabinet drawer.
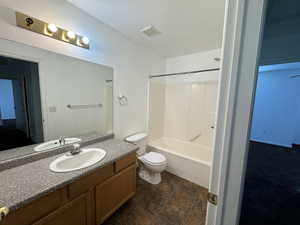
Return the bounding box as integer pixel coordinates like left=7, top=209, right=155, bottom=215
left=68, top=164, right=114, bottom=199
left=1, top=188, right=67, bottom=225
left=114, top=152, right=136, bottom=173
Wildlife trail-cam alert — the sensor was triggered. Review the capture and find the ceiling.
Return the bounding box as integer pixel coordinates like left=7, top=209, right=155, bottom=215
left=67, top=0, right=225, bottom=57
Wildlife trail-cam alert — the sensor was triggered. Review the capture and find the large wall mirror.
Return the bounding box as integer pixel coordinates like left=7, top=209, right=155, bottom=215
left=0, top=38, right=113, bottom=160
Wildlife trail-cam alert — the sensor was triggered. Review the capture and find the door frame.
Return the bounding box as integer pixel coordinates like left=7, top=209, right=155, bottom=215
left=0, top=47, right=48, bottom=141
left=206, top=0, right=268, bottom=225
left=0, top=75, right=29, bottom=135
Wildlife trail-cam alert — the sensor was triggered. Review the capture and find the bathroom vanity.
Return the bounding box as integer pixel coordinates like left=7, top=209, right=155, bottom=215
left=0, top=140, right=138, bottom=225
left=0, top=28, right=137, bottom=225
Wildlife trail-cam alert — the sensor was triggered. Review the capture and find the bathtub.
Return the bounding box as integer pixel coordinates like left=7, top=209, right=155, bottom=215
left=148, top=137, right=212, bottom=188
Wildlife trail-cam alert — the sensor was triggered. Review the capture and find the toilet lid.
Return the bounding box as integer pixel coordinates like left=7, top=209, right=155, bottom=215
left=125, top=133, right=147, bottom=142
left=142, top=152, right=166, bottom=164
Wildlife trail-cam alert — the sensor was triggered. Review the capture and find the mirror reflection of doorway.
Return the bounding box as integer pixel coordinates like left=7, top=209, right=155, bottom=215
left=0, top=56, right=43, bottom=151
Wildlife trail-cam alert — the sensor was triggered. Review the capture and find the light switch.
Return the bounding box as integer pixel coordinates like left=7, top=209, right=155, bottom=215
left=49, top=106, right=57, bottom=112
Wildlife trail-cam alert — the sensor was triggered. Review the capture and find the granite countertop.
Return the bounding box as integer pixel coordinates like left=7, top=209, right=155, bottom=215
left=0, top=133, right=113, bottom=162
left=0, top=139, right=138, bottom=212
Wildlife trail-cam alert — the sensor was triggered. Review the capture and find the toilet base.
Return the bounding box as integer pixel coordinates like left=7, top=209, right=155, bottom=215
left=139, top=167, right=162, bottom=185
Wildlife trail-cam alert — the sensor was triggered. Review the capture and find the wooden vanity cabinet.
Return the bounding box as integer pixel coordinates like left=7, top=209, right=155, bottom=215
left=32, top=193, right=92, bottom=225
left=0, top=188, right=68, bottom=225
left=68, top=164, right=114, bottom=199
left=1, top=152, right=137, bottom=225
left=96, top=164, right=136, bottom=224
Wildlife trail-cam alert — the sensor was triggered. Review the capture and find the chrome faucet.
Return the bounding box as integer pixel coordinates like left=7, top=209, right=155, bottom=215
left=59, top=136, right=66, bottom=145
left=70, top=143, right=81, bottom=155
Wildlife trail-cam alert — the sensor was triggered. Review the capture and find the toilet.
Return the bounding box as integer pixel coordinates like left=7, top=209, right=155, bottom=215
left=125, top=133, right=167, bottom=184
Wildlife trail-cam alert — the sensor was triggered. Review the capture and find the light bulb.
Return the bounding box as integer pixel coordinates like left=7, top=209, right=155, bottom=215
left=47, top=24, right=58, bottom=33
left=66, top=31, right=75, bottom=40
left=81, top=36, right=89, bottom=45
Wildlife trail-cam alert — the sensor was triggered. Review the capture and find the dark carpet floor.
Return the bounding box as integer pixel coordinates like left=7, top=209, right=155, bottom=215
left=240, top=141, right=300, bottom=225
left=103, top=172, right=208, bottom=225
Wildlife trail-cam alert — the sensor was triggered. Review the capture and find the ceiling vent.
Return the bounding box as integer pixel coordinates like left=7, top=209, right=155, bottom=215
left=140, top=25, right=161, bottom=37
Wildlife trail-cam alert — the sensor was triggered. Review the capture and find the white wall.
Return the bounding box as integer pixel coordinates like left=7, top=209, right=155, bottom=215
left=0, top=0, right=165, bottom=139
left=166, top=49, right=221, bottom=73
left=250, top=68, right=300, bottom=147
left=162, top=76, right=218, bottom=147
left=42, top=51, right=113, bottom=140
left=0, top=79, right=16, bottom=119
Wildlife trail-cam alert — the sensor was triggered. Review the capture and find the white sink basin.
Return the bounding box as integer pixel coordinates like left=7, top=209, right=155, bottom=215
left=49, top=148, right=106, bottom=173
left=34, top=138, right=81, bottom=152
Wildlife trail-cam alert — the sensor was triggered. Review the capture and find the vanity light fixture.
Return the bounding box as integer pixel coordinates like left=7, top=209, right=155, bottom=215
left=81, top=36, right=90, bottom=45
left=15, top=12, right=90, bottom=49
left=47, top=23, right=58, bottom=33
left=66, top=30, right=76, bottom=40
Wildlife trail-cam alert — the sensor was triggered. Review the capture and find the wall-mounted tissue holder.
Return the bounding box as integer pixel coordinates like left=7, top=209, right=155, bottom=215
left=117, top=95, right=128, bottom=105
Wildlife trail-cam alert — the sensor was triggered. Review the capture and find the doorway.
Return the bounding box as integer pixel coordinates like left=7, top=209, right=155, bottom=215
left=240, top=63, right=300, bottom=225
left=238, top=1, right=300, bottom=225
left=0, top=55, right=43, bottom=151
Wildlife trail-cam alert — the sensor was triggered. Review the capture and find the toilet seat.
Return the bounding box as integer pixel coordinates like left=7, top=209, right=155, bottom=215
left=140, top=152, right=166, bottom=165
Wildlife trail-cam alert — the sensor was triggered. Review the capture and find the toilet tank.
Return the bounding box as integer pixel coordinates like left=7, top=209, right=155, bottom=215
left=125, top=133, right=148, bottom=155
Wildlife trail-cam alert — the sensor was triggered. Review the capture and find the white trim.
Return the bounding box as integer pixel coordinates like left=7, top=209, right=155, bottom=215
left=207, top=0, right=268, bottom=225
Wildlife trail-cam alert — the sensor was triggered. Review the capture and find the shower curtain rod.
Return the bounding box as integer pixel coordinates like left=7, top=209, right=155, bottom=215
left=150, top=68, right=220, bottom=78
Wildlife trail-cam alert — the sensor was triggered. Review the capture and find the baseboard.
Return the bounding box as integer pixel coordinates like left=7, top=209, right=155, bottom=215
left=250, top=139, right=292, bottom=149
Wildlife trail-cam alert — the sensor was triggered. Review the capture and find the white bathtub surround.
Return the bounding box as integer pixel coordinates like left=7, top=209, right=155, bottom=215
left=148, top=138, right=211, bottom=188
left=148, top=50, right=220, bottom=187
left=149, top=71, right=219, bottom=146
left=164, top=78, right=218, bottom=147
left=148, top=77, right=217, bottom=186
left=125, top=133, right=167, bottom=184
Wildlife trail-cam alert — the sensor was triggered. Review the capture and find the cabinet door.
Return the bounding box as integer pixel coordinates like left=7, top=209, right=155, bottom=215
left=0, top=188, right=67, bottom=225
left=96, top=164, right=136, bottom=224
left=33, top=193, right=92, bottom=225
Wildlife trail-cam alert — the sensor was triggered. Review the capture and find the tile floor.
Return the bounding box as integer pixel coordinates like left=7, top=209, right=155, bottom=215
left=103, top=172, right=208, bottom=225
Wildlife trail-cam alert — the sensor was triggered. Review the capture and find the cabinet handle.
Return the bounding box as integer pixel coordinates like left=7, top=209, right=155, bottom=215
left=0, top=207, right=9, bottom=221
